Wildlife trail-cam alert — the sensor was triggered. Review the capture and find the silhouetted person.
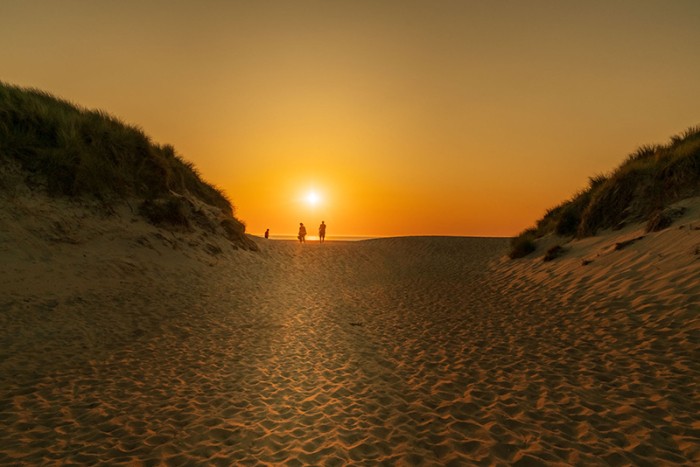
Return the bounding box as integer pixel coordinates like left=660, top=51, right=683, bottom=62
left=264, top=229, right=269, bottom=239
left=319, top=221, right=326, bottom=243
left=298, top=223, right=307, bottom=243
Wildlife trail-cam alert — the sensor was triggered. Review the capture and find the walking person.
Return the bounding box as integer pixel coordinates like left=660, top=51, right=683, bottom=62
left=264, top=228, right=269, bottom=239
left=298, top=223, right=307, bottom=243
left=319, top=221, right=326, bottom=243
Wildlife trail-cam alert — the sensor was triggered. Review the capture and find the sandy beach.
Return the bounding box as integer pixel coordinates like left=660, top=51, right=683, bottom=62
left=1, top=195, right=699, bottom=465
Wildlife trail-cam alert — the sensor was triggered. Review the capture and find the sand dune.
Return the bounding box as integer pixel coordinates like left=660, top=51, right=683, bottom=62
left=1, top=196, right=699, bottom=464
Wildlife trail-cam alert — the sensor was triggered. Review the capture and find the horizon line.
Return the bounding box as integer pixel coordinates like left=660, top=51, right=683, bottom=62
left=254, top=234, right=513, bottom=241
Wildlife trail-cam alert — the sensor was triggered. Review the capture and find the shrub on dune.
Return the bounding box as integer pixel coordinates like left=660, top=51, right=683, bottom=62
left=509, top=228, right=537, bottom=259
left=509, top=125, right=700, bottom=259
left=0, top=81, right=254, bottom=249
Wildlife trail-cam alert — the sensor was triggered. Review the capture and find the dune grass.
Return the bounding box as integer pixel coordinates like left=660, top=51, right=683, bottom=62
left=510, top=125, right=700, bottom=258
left=0, top=81, right=253, bottom=247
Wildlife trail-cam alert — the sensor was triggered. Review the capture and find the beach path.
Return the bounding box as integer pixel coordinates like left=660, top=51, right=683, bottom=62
left=1, top=236, right=698, bottom=465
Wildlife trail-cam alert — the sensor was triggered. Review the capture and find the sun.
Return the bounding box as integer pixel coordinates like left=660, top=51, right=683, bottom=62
left=305, top=191, right=321, bottom=206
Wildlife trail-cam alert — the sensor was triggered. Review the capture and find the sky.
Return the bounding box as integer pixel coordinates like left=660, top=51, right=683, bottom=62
left=2, top=1, right=699, bottom=238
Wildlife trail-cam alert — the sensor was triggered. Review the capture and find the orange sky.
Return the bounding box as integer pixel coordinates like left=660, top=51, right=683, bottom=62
left=2, top=1, right=699, bottom=238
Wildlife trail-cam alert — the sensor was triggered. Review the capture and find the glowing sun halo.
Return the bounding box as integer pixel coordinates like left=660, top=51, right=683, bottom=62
left=305, top=191, right=321, bottom=206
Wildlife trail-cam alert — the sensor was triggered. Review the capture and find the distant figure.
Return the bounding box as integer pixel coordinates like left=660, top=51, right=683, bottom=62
left=319, top=221, right=326, bottom=243
left=298, top=223, right=307, bottom=243
left=264, top=229, right=269, bottom=239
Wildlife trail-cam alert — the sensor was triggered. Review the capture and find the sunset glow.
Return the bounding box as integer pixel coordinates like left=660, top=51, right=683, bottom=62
left=2, top=1, right=699, bottom=238
left=305, top=191, right=321, bottom=207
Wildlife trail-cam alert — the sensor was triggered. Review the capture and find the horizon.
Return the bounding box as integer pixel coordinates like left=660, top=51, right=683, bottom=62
left=2, top=1, right=699, bottom=237
left=262, top=233, right=512, bottom=242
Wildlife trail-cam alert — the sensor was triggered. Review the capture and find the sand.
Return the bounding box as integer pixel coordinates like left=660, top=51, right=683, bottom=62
left=1, top=192, right=699, bottom=465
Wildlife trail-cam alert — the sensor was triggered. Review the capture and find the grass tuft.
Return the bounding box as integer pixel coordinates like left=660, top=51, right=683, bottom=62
left=509, top=228, right=537, bottom=259
left=543, top=245, right=565, bottom=262
left=645, top=207, right=686, bottom=233
left=138, top=197, right=191, bottom=228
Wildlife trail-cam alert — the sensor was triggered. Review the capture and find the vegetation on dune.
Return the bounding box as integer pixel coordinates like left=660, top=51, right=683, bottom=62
left=0, top=81, right=254, bottom=249
left=508, top=228, right=537, bottom=259
left=510, top=125, right=700, bottom=258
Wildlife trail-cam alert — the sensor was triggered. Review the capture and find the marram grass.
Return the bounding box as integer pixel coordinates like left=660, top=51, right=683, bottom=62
left=0, top=81, right=251, bottom=247
left=511, top=125, right=700, bottom=258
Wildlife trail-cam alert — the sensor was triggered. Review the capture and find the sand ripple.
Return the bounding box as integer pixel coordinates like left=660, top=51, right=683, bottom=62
left=1, top=236, right=698, bottom=465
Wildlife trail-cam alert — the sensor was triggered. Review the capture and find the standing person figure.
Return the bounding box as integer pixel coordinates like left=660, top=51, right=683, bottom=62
left=319, top=221, right=326, bottom=243
left=264, top=228, right=269, bottom=239
left=298, top=223, right=307, bottom=243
